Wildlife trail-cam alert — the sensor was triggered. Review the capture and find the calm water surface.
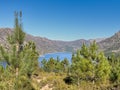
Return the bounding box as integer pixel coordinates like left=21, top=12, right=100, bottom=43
left=0, top=52, right=72, bottom=67
left=39, top=52, right=72, bottom=62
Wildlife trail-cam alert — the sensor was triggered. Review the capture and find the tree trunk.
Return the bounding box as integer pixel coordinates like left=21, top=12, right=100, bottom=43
left=77, top=77, right=80, bottom=86
left=16, top=43, right=19, bottom=53
left=16, top=68, right=19, bottom=77
left=16, top=43, right=19, bottom=77
left=93, top=80, right=95, bottom=84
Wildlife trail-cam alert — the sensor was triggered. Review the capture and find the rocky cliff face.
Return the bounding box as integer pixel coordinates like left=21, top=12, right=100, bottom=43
left=98, top=31, right=120, bottom=55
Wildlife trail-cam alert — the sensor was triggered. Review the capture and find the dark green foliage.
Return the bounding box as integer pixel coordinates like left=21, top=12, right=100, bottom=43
left=41, top=57, right=70, bottom=73
left=61, top=58, right=69, bottom=72
left=63, top=76, right=74, bottom=85
left=70, top=41, right=111, bottom=85
left=108, top=54, right=120, bottom=83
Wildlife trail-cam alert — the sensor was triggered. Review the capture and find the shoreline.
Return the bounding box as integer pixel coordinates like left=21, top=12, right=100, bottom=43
left=39, top=52, right=72, bottom=57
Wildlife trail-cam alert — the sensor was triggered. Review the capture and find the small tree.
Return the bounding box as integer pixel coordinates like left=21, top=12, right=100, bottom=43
left=95, top=52, right=111, bottom=83
left=108, top=54, right=120, bottom=83
left=0, top=11, right=39, bottom=89
left=70, top=41, right=111, bottom=85
left=71, top=50, right=94, bottom=86
left=6, top=11, right=25, bottom=76
left=61, top=58, right=69, bottom=73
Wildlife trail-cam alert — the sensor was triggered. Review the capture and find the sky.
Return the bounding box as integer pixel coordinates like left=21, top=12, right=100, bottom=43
left=0, top=0, right=120, bottom=41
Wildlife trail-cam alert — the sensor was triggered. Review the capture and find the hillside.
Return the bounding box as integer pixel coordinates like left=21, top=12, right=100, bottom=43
left=98, top=31, right=120, bottom=55
left=0, top=28, right=92, bottom=54
left=0, top=28, right=111, bottom=55
left=4, top=28, right=120, bottom=56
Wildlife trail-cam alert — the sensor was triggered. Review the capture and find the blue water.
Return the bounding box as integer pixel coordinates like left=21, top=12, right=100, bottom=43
left=0, top=61, right=7, bottom=68
left=39, top=52, right=72, bottom=62
left=0, top=52, right=72, bottom=68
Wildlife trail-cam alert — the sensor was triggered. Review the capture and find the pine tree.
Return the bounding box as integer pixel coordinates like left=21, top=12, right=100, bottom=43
left=95, top=52, right=111, bottom=83
left=6, top=11, right=25, bottom=76
left=41, top=58, right=47, bottom=71
left=0, top=11, right=39, bottom=89
left=70, top=41, right=111, bottom=85
left=61, top=58, right=69, bottom=72
left=71, top=50, right=94, bottom=86
left=108, top=54, right=120, bottom=83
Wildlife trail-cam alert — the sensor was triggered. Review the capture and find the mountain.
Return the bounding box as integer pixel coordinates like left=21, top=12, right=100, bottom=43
left=25, top=35, right=92, bottom=54
left=98, top=31, right=120, bottom=56
left=89, top=38, right=106, bottom=42
left=4, top=28, right=120, bottom=56
left=0, top=28, right=91, bottom=54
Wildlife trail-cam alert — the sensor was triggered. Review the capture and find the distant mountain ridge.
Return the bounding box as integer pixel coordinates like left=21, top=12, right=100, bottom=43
left=0, top=28, right=89, bottom=54
left=0, top=28, right=105, bottom=54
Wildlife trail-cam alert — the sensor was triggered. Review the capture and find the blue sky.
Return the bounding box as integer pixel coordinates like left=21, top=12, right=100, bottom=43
left=0, top=0, right=120, bottom=41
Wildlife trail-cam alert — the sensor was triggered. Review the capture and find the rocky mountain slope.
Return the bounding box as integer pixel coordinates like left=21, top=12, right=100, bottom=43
left=0, top=28, right=91, bottom=54
left=1, top=28, right=112, bottom=55
left=98, top=31, right=120, bottom=55
left=3, top=28, right=119, bottom=55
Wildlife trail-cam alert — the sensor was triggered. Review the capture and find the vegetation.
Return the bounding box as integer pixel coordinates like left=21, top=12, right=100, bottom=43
left=0, top=11, right=39, bottom=90
left=40, top=41, right=120, bottom=90
left=0, top=12, right=120, bottom=90
left=41, top=57, right=69, bottom=73
left=70, top=41, right=111, bottom=87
